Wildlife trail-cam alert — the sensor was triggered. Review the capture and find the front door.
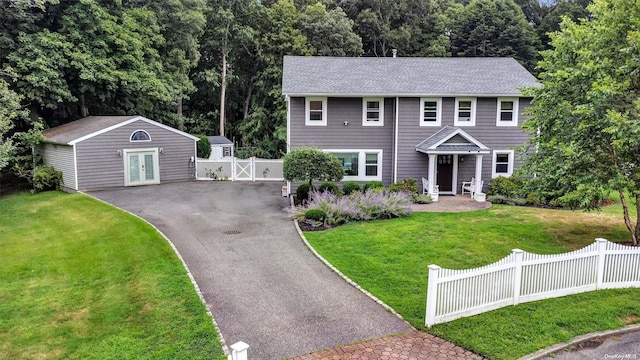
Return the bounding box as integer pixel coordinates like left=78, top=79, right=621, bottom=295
left=437, top=155, right=454, bottom=192
left=125, top=149, right=160, bottom=186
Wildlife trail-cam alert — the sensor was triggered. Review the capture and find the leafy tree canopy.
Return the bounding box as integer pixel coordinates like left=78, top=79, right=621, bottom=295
left=521, top=0, right=640, bottom=244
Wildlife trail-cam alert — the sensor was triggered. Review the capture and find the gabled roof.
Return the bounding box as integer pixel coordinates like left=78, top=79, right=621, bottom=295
left=207, top=136, right=233, bottom=145
left=416, top=126, right=490, bottom=154
left=282, top=56, right=539, bottom=97
left=42, top=115, right=199, bottom=145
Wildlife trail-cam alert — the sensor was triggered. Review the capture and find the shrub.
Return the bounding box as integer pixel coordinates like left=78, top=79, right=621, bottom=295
left=296, top=182, right=315, bottom=203
left=412, top=193, right=432, bottom=204
left=389, top=178, right=418, bottom=194
left=196, top=135, right=211, bottom=158
left=304, top=209, right=326, bottom=222
left=363, top=181, right=385, bottom=192
left=487, top=195, right=508, bottom=204
left=342, top=181, right=361, bottom=195
left=318, top=181, right=339, bottom=195
left=32, top=165, right=62, bottom=192
left=526, top=192, right=545, bottom=206
left=487, top=176, right=528, bottom=198
left=507, top=197, right=527, bottom=206
left=291, top=189, right=412, bottom=225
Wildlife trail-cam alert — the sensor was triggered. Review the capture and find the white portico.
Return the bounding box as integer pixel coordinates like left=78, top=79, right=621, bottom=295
left=416, top=126, right=490, bottom=202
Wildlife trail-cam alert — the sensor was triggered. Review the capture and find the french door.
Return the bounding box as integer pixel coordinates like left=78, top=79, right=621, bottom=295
left=124, top=149, right=160, bottom=186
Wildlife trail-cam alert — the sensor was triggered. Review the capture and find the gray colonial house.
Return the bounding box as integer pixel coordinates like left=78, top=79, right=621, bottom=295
left=40, top=115, right=198, bottom=191
left=282, top=56, right=538, bottom=201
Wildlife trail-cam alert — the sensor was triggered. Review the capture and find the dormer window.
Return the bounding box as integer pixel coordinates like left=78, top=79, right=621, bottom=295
left=130, top=130, right=151, bottom=142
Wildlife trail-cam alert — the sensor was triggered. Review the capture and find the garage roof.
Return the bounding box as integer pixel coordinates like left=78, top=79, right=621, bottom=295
left=43, top=115, right=199, bottom=145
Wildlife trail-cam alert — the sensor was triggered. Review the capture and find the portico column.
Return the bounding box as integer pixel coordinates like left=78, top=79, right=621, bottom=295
left=428, top=154, right=436, bottom=195
left=474, top=154, right=483, bottom=197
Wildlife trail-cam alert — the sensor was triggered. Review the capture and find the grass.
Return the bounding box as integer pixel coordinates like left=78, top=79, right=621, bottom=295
left=0, top=191, right=226, bottom=360
left=304, top=204, right=640, bottom=359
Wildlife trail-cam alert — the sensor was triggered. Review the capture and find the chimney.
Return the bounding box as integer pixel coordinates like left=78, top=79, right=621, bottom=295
left=392, top=49, right=397, bottom=58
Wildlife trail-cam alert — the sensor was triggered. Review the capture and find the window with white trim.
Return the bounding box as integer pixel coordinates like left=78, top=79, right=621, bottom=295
left=327, top=150, right=383, bottom=181
left=305, top=97, right=327, bottom=126
left=420, top=98, right=441, bottom=126
left=496, top=98, right=519, bottom=126
left=362, top=98, right=384, bottom=126
left=492, top=150, right=514, bottom=178
left=454, top=98, right=476, bottom=126
left=130, top=130, right=151, bottom=142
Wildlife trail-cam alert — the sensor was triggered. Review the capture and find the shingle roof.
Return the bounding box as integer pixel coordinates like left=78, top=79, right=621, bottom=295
left=282, top=56, right=539, bottom=96
left=42, top=115, right=198, bottom=145
left=415, top=126, right=490, bottom=154
left=207, top=136, right=233, bottom=145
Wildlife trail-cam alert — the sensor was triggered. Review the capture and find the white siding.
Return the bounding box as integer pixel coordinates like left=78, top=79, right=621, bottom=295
left=40, top=143, right=77, bottom=190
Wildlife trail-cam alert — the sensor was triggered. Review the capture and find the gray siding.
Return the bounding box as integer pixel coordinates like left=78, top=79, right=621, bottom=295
left=40, top=143, right=77, bottom=190
left=289, top=96, right=532, bottom=192
left=289, top=97, right=394, bottom=187
left=397, top=97, right=532, bottom=193
left=75, top=120, right=196, bottom=190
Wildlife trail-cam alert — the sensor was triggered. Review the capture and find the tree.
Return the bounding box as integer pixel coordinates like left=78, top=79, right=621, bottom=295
left=283, top=148, right=344, bottom=198
left=537, top=0, right=590, bottom=49
left=342, top=0, right=451, bottom=57
left=299, top=3, right=363, bottom=56
left=0, top=77, right=23, bottom=170
left=449, top=0, right=539, bottom=71
left=520, top=0, right=640, bottom=245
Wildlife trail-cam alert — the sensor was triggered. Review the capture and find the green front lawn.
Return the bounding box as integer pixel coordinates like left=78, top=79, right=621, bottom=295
left=0, top=192, right=226, bottom=360
left=304, top=204, right=640, bottom=359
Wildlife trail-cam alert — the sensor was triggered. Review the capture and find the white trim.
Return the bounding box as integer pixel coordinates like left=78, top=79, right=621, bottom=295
left=123, top=148, right=161, bottom=186
left=419, top=98, right=442, bottom=127
left=69, top=116, right=199, bottom=144
left=362, top=97, right=384, bottom=126
left=305, top=97, right=327, bottom=126
left=393, top=97, right=399, bottom=183
left=435, top=154, right=458, bottom=195
left=425, top=127, right=490, bottom=151
left=323, top=149, right=383, bottom=181
left=496, top=97, right=519, bottom=127
left=454, top=97, right=476, bottom=126
left=73, top=144, right=79, bottom=190
left=129, top=129, right=152, bottom=142
left=492, top=150, right=515, bottom=178
left=284, top=92, right=526, bottom=97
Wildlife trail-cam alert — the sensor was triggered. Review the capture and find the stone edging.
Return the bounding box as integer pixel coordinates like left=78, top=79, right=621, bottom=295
left=81, top=192, right=231, bottom=357
left=519, top=323, right=640, bottom=360
left=293, top=219, right=414, bottom=329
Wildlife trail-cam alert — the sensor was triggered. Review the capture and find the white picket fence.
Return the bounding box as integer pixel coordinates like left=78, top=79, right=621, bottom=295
left=425, top=238, right=640, bottom=327
left=196, top=157, right=284, bottom=182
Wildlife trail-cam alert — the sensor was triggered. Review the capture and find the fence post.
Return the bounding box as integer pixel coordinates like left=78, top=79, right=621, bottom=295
left=425, top=265, right=441, bottom=328
left=231, top=157, right=236, bottom=181
left=512, top=249, right=524, bottom=305
left=229, top=341, right=250, bottom=360
left=251, top=157, right=256, bottom=182
left=596, top=238, right=608, bottom=289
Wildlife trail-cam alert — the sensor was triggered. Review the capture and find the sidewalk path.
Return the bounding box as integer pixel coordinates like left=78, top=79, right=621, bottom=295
left=291, top=330, right=485, bottom=360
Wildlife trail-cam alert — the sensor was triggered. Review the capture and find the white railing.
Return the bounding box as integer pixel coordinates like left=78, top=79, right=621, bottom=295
left=425, top=238, right=640, bottom=327
left=196, top=157, right=283, bottom=182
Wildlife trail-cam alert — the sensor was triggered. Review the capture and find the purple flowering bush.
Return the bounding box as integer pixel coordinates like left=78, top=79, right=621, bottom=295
left=292, top=189, right=412, bottom=225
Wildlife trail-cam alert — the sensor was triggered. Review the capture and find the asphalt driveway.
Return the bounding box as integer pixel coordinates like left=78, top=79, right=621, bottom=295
left=89, top=181, right=410, bottom=360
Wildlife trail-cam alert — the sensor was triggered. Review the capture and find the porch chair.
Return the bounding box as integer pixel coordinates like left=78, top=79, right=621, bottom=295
left=461, top=177, right=475, bottom=196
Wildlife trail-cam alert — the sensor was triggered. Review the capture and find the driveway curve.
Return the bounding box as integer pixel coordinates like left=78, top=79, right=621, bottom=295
left=89, top=181, right=410, bottom=360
